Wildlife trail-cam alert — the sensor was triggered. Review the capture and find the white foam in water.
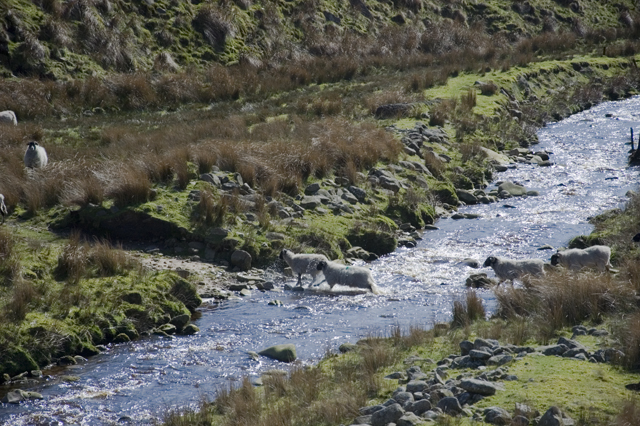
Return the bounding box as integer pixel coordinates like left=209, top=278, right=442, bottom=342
left=4, top=97, right=640, bottom=425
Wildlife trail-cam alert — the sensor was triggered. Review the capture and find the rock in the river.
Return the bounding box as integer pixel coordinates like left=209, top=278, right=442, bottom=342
left=181, top=324, right=200, bottom=335
left=498, top=181, right=527, bottom=197
left=258, top=344, right=297, bottom=362
left=170, top=314, right=190, bottom=330
left=1, top=389, right=44, bottom=404
left=466, top=273, right=496, bottom=288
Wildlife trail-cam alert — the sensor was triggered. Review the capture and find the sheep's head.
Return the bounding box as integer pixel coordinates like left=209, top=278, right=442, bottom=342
left=317, top=260, right=327, bottom=271
left=550, top=253, right=561, bottom=266
left=279, top=249, right=291, bottom=260
left=27, top=141, right=38, bottom=150
left=483, top=256, right=497, bottom=267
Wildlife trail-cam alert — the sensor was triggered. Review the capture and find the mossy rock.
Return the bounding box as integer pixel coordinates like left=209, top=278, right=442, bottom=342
left=113, top=333, right=131, bottom=344
left=258, top=344, right=297, bottom=363
left=170, top=277, right=203, bottom=312
left=385, top=202, right=435, bottom=229
left=431, top=182, right=459, bottom=206
left=181, top=324, right=200, bottom=335
left=568, top=235, right=605, bottom=249
left=0, top=346, right=39, bottom=377
left=347, top=229, right=397, bottom=256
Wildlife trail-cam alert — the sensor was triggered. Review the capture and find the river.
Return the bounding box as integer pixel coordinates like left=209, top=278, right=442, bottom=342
left=2, top=96, right=640, bottom=425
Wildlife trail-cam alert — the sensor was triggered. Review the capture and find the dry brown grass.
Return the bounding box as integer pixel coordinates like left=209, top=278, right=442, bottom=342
left=452, top=290, right=486, bottom=328
left=495, top=270, right=636, bottom=342
left=108, top=167, right=151, bottom=207
left=614, top=397, right=640, bottom=426
left=89, top=239, right=137, bottom=276
left=0, top=227, right=19, bottom=286
left=55, top=231, right=88, bottom=284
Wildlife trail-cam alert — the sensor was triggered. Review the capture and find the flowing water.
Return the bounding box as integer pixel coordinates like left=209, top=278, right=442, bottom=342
left=3, top=97, right=640, bottom=425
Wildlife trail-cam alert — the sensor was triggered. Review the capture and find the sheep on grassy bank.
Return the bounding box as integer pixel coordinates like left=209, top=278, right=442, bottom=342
left=483, top=256, right=545, bottom=283
left=550, top=246, right=612, bottom=272
left=0, top=110, right=17, bottom=125
left=0, top=194, right=6, bottom=224
left=279, top=249, right=328, bottom=287
left=24, top=141, right=48, bottom=169
left=316, top=260, right=380, bottom=294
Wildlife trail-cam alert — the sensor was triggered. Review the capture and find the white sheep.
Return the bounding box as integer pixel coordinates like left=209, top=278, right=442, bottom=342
left=483, top=255, right=545, bottom=283
left=279, top=249, right=328, bottom=287
left=0, top=194, right=6, bottom=224
left=24, top=141, right=48, bottom=169
left=550, top=245, right=612, bottom=272
left=316, top=260, right=380, bottom=294
left=0, top=110, right=17, bottom=125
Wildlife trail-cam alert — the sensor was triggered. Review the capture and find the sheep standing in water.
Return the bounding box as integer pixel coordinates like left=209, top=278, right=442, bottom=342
left=550, top=246, right=612, bottom=272
left=279, top=249, right=328, bottom=287
left=0, top=110, right=17, bottom=126
left=483, top=256, right=545, bottom=283
left=316, top=260, right=380, bottom=294
left=24, top=141, right=48, bottom=169
left=0, top=194, right=7, bottom=224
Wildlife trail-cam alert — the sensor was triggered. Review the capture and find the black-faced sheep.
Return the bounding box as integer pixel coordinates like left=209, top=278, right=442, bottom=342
left=316, top=260, right=380, bottom=294
left=0, top=194, right=6, bottom=224
left=483, top=256, right=546, bottom=283
left=550, top=246, right=612, bottom=272
left=24, top=141, right=48, bottom=169
left=279, top=249, right=328, bottom=287
left=0, top=110, right=17, bottom=126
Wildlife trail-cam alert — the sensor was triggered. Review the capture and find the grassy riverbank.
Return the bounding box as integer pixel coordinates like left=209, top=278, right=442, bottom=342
left=1, top=0, right=640, bottom=422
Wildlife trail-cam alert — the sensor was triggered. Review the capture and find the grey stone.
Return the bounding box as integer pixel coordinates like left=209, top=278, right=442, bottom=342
left=360, top=405, right=384, bottom=415
left=487, top=354, right=513, bottom=366
left=538, top=406, right=570, bottom=426
left=437, top=397, right=463, bottom=414
left=497, top=181, right=527, bottom=196
left=396, top=412, right=423, bottom=426
left=406, top=366, right=427, bottom=381
left=469, top=349, right=493, bottom=360
left=512, top=415, right=530, bottom=426
left=484, top=406, right=512, bottom=425
left=200, top=173, right=221, bottom=186
left=456, top=189, right=478, bottom=205
left=557, top=337, right=586, bottom=350
left=542, top=344, right=568, bottom=356
left=182, top=324, right=199, bottom=335
left=385, top=372, right=404, bottom=380
left=1, top=390, right=44, bottom=404
left=300, top=196, right=323, bottom=209
left=305, top=183, right=321, bottom=195
left=406, top=380, right=429, bottom=393
left=230, top=250, right=252, bottom=271
left=341, top=191, right=359, bottom=204
left=515, top=403, right=539, bottom=418
left=563, top=348, right=588, bottom=358
left=371, top=403, right=404, bottom=426
left=459, top=340, right=474, bottom=355
left=394, top=392, right=414, bottom=406
left=474, top=338, right=495, bottom=349
left=347, top=186, right=367, bottom=202
left=466, top=273, right=496, bottom=288
left=406, top=399, right=432, bottom=415
left=354, top=415, right=372, bottom=425
left=460, top=378, right=499, bottom=396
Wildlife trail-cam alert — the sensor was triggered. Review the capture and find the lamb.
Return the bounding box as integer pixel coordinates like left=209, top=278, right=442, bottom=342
left=550, top=245, right=612, bottom=272
left=483, top=256, right=545, bottom=283
left=24, top=141, right=48, bottom=169
left=279, top=249, right=328, bottom=287
left=316, top=260, right=380, bottom=294
left=0, top=110, right=17, bottom=126
left=0, top=194, right=6, bottom=224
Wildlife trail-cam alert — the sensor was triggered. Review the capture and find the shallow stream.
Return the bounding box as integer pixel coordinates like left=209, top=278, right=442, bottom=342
left=3, top=97, right=640, bottom=425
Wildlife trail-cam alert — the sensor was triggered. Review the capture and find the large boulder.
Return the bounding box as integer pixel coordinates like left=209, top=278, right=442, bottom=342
left=230, top=250, right=252, bottom=271
left=484, top=406, right=512, bottom=425
left=1, top=389, right=44, bottom=404
left=437, top=396, right=463, bottom=414
left=457, top=189, right=478, bottom=205
left=258, top=344, right=297, bottom=362
left=538, top=406, right=571, bottom=426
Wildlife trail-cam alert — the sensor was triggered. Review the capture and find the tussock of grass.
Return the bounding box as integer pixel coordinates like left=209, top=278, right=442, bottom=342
left=452, top=290, right=486, bottom=328
left=495, top=270, right=635, bottom=342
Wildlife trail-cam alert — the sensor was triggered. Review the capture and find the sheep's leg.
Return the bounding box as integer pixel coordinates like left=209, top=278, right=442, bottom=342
left=296, top=273, right=303, bottom=287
